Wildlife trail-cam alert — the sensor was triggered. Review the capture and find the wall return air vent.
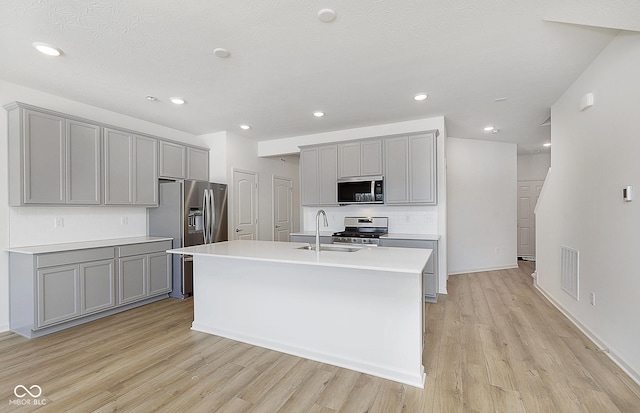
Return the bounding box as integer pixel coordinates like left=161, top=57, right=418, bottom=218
left=561, top=246, right=579, bottom=300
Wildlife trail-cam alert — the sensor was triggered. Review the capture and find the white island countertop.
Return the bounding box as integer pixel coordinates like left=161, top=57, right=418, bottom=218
left=169, top=240, right=431, bottom=274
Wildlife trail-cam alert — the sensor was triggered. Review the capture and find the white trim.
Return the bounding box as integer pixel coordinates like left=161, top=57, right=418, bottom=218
left=448, top=264, right=519, bottom=276
left=534, top=281, right=640, bottom=387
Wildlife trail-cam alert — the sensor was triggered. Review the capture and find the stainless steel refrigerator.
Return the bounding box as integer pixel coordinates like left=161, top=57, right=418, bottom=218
left=148, top=180, right=228, bottom=298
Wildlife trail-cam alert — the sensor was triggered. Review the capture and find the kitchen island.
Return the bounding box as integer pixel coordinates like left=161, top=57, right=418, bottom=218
left=168, top=240, right=431, bottom=387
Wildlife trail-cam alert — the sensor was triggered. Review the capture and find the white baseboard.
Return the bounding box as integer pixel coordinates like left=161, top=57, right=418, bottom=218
left=448, top=264, right=518, bottom=276
left=534, top=282, right=640, bottom=387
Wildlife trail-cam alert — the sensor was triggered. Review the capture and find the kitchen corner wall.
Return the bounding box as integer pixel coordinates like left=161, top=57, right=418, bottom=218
left=0, top=80, right=201, bottom=332
left=199, top=131, right=301, bottom=241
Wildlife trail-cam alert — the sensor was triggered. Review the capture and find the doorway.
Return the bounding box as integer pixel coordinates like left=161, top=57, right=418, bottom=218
left=517, top=180, right=544, bottom=259
left=272, top=176, right=293, bottom=242
left=232, top=169, right=258, bottom=240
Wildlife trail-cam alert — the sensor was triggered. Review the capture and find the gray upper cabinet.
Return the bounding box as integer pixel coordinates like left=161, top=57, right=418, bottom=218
left=104, top=130, right=158, bottom=206
left=104, top=128, right=134, bottom=204
left=67, top=119, right=101, bottom=205
left=384, top=132, right=437, bottom=205
left=338, top=139, right=383, bottom=178
left=5, top=104, right=102, bottom=206
left=133, top=135, right=158, bottom=206
left=159, top=140, right=186, bottom=179
left=186, top=147, right=209, bottom=181
left=300, top=145, right=338, bottom=206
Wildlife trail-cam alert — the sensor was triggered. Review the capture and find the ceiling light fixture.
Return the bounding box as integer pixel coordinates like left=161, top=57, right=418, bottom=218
left=213, top=48, right=230, bottom=58
left=240, top=124, right=251, bottom=130
left=495, top=97, right=507, bottom=102
left=313, top=111, right=325, bottom=118
left=414, top=93, right=428, bottom=101
left=543, top=142, right=552, bottom=147
left=483, top=126, right=495, bottom=132
left=170, top=97, right=185, bottom=105
left=32, top=42, right=62, bottom=56
left=145, top=95, right=158, bottom=101
left=317, top=9, right=337, bottom=23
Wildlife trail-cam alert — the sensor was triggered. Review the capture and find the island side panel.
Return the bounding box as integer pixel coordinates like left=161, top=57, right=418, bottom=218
left=191, top=254, right=425, bottom=387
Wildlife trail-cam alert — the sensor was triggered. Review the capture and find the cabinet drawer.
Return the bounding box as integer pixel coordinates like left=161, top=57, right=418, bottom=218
left=118, top=240, right=172, bottom=257
left=37, top=247, right=115, bottom=268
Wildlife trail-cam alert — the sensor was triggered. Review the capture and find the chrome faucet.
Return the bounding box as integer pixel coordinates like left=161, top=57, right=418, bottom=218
left=315, top=209, right=328, bottom=252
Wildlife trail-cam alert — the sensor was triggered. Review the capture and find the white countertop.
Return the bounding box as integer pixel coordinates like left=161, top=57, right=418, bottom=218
left=289, top=231, right=335, bottom=237
left=382, top=233, right=440, bottom=241
left=7, top=236, right=173, bottom=255
left=169, top=240, right=431, bottom=274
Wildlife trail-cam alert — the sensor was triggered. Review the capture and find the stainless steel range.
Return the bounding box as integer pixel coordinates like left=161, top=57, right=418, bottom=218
left=332, top=217, right=388, bottom=245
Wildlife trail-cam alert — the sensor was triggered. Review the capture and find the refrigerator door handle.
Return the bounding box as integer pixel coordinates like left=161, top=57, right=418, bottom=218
left=211, top=189, right=217, bottom=242
left=202, top=189, right=209, bottom=244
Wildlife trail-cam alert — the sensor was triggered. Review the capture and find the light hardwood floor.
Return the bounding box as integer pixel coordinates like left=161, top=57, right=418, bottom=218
left=2, top=262, right=640, bottom=412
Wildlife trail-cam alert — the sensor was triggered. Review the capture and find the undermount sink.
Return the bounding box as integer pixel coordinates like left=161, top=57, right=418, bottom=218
left=297, top=244, right=361, bottom=253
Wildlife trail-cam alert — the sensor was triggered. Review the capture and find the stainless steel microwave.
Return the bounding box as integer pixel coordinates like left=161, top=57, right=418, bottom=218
left=337, top=176, right=384, bottom=205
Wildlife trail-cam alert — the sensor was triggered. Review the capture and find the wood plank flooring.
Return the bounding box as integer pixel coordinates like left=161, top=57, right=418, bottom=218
left=1, top=261, right=639, bottom=412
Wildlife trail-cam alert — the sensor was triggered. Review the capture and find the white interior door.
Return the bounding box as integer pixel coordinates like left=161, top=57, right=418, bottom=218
left=517, top=180, right=544, bottom=258
left=273, top=176, right=293, bottom=241
left=233, top=170, right=258, bottom=240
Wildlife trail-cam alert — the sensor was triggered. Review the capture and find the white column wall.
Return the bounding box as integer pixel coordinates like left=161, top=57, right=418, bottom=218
left=447, top=137, right=518, bottom=274
left=536, top=32, right=640, bottom=383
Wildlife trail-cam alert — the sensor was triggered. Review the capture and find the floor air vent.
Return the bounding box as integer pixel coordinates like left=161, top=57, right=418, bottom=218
left=561, top=246, right=579, bottom=300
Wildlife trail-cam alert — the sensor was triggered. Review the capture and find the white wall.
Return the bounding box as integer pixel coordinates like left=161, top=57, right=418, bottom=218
left=0, top=80, right=201, bottom=332
left=200, top=131, right=301, bottom=241
left=447, top=138, right=518, bottom=274
left=518, top=153, right=551, bottom=181
left=536, top=32, right=640, bottom=383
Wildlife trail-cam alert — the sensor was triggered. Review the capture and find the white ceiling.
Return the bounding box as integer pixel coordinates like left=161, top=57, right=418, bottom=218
left=1, top=1, right=638, bottom=154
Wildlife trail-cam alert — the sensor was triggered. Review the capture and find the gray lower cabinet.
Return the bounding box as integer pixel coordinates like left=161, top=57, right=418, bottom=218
left=9, top=239, right=172, bottom=338
left=6, top=103, right=101, bottom=206
left=104, top=129, right=158, bottom=206
left=289, top=234, right=333, bottom=244
left=379, top=238, right=439, bottom=302
left=384, top=132, right=437, bottom=205
left=300, top=145, right=338, bottom=206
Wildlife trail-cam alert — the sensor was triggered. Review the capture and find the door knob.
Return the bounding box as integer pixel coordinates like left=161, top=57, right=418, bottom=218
left=235, top=228, right=242, bottom=232
left=275, top=225, right=281, bottom=228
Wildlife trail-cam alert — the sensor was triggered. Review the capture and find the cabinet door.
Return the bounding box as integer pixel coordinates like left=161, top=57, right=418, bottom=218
left=67, top=119, right=101, bottom=204
left=24, top=109, right=66, bottom=204
left=424, top=272, right=437, bottom=299
left=133, top=135, right=158, bottom=205
left=104, top=128, right=133, bottom=204
left=409, top=133, right=437, bottom=204
left=318, top=145, right=338, bottom=205
left=360, top=139, right=383, bottom=176
left=384, top=137, right=409, bottom=203
left=81, top=259, right=115, bottom=314
left=187, top=147, right=209, bottom=181
left=338, top=142, right=361, bottom=178
left=300, top=148, right=319, bottom=206
left=159, top=141, right=186, bottom=179
left=37, top=265, right=80, bottom=327
left=148, top=252, right=171, bottom=296
left=118, top=256, right=146, bottom=305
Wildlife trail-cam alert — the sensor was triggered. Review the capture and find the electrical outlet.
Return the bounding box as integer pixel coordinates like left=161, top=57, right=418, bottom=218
left=495, top=247, right=500, bottom=255
left=590, top=292, right=596, bottom=306
left=404, top=215, right=410, bottom=223
left=121, top=216, right=129, bottom=225
left=54, top=217, right=64, bottom=228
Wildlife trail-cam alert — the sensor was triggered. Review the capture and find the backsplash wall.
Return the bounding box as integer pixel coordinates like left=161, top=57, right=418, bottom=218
left=9, top=207, right=147, bottom=248
left=302, top=205, right=439, bottom=234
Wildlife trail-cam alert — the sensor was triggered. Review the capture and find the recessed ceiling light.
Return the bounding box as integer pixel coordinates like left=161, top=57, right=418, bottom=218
left=414, top=93, right=428, bottom=101
left=213, top=48, right=230, bottom=58
left=170, top=97, right=185, bottom=105
left=240, top=124, right=251, bottom=130
left=313, top=111, right=325, bottom=118
left=495, top=97, right=507, bottom=102
left=483, top=126, right=495, bottom=132
left=317, top=9, right=337, bottom=23
left=145, top=95, right=158, bottom=101
left=32, top=42, right=62, bottom=56
left=543, top=142, right=552, bottom=147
